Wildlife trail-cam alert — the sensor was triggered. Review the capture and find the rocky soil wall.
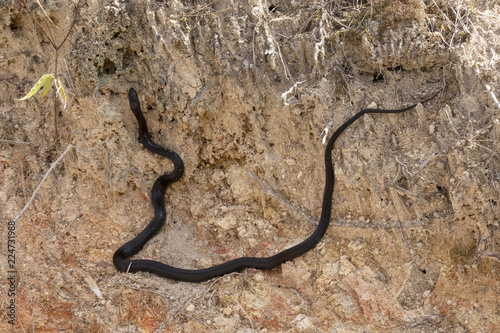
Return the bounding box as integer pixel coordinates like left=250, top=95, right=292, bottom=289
left=1, top=0, right=499, bottom=332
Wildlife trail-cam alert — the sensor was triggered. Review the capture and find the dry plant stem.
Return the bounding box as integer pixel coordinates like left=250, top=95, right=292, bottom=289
left=0, top=139, right=30, bottom=145
left=54, top=48, right=59, bottom=139
left=247, top=171, right=317, bottom=225
left=31, top=292, right=35, bottom=332
left=20, top=0, right=81, bottom=142
left=10, top=144, right=73, bottom=223
left=480, top=252, right=500, bottom=262
left=485, top=84, right=500, bottom=110
left=443, top=106, right=461, bottom=137
left=478, top=234, right=500, bottom=262
left=15, top=311, right=26, bottom=333
left=234, top=284, right=254, bottom=330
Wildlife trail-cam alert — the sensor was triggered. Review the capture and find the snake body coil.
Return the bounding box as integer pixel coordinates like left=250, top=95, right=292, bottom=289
left=113, top=88, right=437, bottom=282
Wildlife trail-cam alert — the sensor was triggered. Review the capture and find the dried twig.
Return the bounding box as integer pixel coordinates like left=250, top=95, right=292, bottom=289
left=0, top=139, right=30, bottom=145
left=443, top=105, right=461, bottom=137
left=31, top=292, right=35, bottom=332
left=10, top=144, right=73, bottom=223
left=189, top=84, right=209, bottom=106
left=390, top=199, right=408, bottom=247
left=281, top=80, right=307, bottom=106
left=105, top=150, right=112, bottom=197
left=485, top=84, right=500, bottom=110
left=478, top=233, right=500, bottom=262
left=271, top=36, right=292, bottom=81
left=234, top=283, right=254, bottom=330
left=247, top=171, right=316, bottom=225
left=19, top=156, right=26, bottom=203
left=479, top=251, right=500, bottom=262
left=391, top=185, right=428, bottom=205
left=418, top=153, right=444, bottom=169
left=252, top=18, right=261, bottom=66
left=331, top=218, right=430, bottom=229
left=16, top=311, right=27, bottom=333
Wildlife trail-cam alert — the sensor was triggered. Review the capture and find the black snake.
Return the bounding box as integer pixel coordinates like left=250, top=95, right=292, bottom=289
left=113, top=88, right=437, bottom=282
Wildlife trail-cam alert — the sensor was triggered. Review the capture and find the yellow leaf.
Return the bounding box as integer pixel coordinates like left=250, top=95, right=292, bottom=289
left=54, top=79, right=67, bottom=109
left=41, top=75, right=53, bottom=97
left=18, top=74, right=52, bottom=101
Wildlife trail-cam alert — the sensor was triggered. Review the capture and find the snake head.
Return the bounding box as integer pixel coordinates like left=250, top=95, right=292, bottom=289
left=128, top=88, right=141, bottom=114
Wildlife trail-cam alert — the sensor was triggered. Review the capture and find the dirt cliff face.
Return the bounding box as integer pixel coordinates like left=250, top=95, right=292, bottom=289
left=1, top=0, right=499, bottom=331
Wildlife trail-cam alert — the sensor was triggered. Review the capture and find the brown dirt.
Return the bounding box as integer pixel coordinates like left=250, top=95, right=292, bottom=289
left=1, top=0, right=499, bottom=332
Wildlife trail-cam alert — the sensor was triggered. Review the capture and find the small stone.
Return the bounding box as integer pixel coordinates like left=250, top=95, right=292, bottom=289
left=253, top=272, right=264, bottom=282
left=294, top=314, right=312, bottom=330
left=212, top=169, right=225, bottom=182
left=199, top=258, right=213, bottom=268
left=216, top=214, right=237, bottom=230
left=185, top=303, right=195, bottom=312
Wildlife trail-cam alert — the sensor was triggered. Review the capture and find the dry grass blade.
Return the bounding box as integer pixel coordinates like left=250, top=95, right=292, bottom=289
left=83, top=274, right=104, bottom=300
left=34, top=0, right=59, bottom=30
